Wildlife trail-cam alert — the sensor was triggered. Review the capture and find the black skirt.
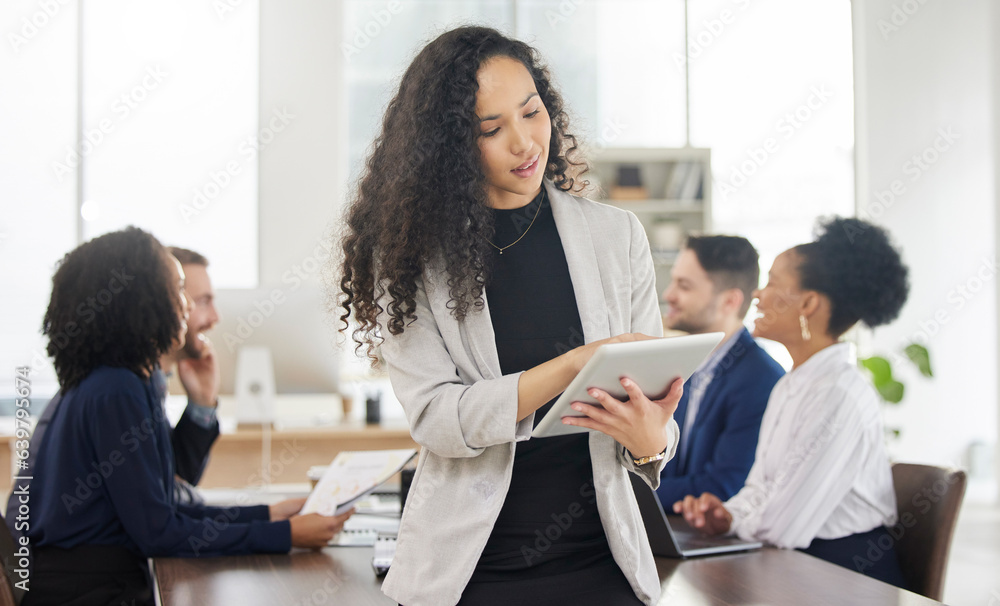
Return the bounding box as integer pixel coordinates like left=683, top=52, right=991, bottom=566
left=457, top=549, right=644, bottom=606
left=798, top=526, right=910, bottom=590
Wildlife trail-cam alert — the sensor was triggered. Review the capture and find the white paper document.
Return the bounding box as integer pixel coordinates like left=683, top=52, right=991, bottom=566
left=301, top=449, right=417, bottom=516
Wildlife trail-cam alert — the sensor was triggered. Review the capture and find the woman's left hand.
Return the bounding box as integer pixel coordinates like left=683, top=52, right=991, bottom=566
left=269, top=497, right=307, bottom=521
left=562, top=376, right=683, bottom=459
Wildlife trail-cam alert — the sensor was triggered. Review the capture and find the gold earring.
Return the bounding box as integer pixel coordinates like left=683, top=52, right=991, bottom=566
left=799, top=315, right=811, bottom=341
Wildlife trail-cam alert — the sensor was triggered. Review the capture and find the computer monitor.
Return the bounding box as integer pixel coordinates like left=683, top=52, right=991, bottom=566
left=210, top=284, right=340, bottom=395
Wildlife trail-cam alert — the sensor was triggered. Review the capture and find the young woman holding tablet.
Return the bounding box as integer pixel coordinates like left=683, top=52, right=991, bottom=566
left=338, top=26, right=681, bottom=606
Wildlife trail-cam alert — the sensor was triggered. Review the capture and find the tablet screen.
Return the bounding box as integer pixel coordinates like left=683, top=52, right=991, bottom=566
left=531, top=332, right=724, bottom=438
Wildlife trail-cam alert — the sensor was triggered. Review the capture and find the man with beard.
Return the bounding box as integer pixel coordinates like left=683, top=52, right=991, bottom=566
left=655, top=236, right=784, bottom=506
left=161, top=247, right=222, bottom=501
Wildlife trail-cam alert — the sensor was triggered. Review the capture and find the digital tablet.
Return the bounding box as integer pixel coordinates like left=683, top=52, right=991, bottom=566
left=531, top=332, right=724, bottom=438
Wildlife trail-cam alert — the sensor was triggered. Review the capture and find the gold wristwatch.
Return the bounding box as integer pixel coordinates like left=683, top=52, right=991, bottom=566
left=631, top=446, right=668, bottom=466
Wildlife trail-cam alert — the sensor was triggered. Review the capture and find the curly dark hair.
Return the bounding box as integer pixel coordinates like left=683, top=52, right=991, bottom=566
left=337, top=25, right=588, bottom=361
left=793, top=217, right=910, bottom=338
left=43, top=227, right=184, bottom=390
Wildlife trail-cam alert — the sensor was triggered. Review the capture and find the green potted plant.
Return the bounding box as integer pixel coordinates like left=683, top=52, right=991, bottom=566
left=860, top=343, right=933, bottom=438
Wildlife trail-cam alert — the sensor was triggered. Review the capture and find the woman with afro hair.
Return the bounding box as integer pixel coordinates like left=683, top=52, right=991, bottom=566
left=338, top=26, right=681, bottom=606
left=20, top=227, right=351, bottom=606
left=674, top=216, right=911, bottom=589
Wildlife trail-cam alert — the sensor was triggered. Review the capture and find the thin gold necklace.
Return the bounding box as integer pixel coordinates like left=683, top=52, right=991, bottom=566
left=486, top=196, right=543, bottom=254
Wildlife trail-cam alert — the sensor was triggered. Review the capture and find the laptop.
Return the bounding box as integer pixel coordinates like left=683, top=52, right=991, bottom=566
left=629, top=473, right=763, bottom=558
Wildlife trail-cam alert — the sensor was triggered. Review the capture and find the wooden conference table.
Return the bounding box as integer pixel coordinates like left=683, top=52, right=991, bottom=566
left=153, top=546, right=944, bottom=606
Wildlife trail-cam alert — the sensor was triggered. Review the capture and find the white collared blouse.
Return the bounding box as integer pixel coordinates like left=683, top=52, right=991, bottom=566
left=725, top=342, right=898, bottom=549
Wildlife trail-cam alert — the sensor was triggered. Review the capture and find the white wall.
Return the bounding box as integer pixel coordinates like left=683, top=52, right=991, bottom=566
left=853, top=0, right=997, bottom=495
left=259, top=0, right=346, bottom=288
left=249, top=3, right=1000, bottom=454
left=994, top=0, right=1000, bottom=497
left=204, top=1, right=351, bottom=401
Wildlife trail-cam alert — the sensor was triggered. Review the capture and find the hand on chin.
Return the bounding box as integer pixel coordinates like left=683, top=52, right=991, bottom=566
left=180, top=333, right=209, bottom=360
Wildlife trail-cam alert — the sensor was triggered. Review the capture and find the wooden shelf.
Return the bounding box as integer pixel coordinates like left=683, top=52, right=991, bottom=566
left=589, top=147, right=712, bottom=298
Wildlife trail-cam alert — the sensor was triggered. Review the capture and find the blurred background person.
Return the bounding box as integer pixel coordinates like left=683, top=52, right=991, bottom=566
left=674, top=217, right=910, bottom=590
left=16, top=227, right=350, bottom=606
left=657, top=235, right=784, bottom=506
left=161, top=246, right=222, bottom=503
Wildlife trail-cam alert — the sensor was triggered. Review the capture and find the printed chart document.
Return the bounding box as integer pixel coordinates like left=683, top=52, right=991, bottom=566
left=301, top=449, right=417, bottom=516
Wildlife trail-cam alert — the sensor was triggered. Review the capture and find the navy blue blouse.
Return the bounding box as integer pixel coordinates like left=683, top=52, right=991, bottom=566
left=25, top=366, right=289, bottom=557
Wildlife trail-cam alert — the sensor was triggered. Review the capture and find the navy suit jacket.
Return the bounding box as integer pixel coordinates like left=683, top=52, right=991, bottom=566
left=656, top=328, right=784, bottom=505
left=152, top=369, right=219, bottom=485
left=171, top=409, right=219, bottom=485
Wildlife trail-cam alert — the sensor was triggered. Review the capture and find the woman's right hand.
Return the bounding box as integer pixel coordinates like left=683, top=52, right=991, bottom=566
left=672, top=493, right=732, bottom=536
left=568, top=333, right=660, bottom=373
left=516, top=333, right=661, bottom=422
left=289, top=509, right=355, bottom=549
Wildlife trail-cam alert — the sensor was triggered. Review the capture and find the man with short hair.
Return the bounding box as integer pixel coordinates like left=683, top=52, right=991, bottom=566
left=655, top=235, right=784, bottom=506
left=161, top=247, right=222, bottom=495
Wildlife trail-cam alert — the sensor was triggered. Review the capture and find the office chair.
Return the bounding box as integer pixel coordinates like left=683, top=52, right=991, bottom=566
left=0, top=513, right=19, bottom=606
left=891, top=462, right=967, bottom=601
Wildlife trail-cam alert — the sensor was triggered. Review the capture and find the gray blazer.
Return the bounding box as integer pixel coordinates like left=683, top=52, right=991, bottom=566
left=379, top=181, right=678, bottom=606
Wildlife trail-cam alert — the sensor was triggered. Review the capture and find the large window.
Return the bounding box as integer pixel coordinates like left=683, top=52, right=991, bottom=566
left=343, top=0, right=688, bottom=180
left=2, top=0, right=855, bottom=398
left=79, top=1, right=260, bottom=287
left=343, top=0, right=854, bottom=256
left=341, top=0, right=853, bottom=371
left=0, top=0, right=79, bottom=399
left=687, top=0, right=855, bottom=268
left=0, top=0, right=259, bottom=399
